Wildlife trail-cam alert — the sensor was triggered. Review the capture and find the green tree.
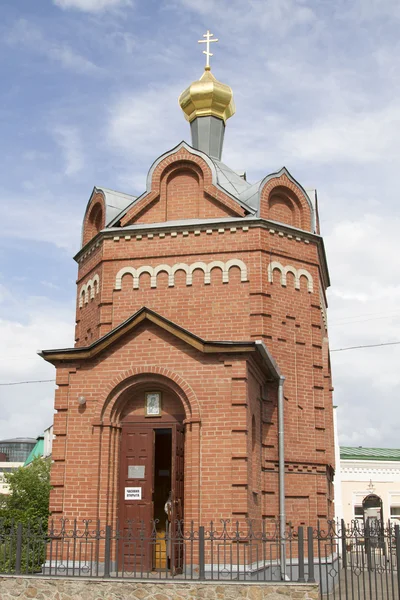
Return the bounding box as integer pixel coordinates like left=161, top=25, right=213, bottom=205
left=0, top=458, right=51, bottom=573
left=0, top=456, right=51, bottom=526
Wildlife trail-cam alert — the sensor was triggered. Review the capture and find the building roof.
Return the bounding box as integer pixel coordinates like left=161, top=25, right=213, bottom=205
left=0, top=438, right=37, bottom=444
left=24, top=437, right=44, bottom=466
left=211, top=160, right=251, bottom=198
left=340, top=447, right=400, bottom=461
left=40, top=306, right=281, bottom=379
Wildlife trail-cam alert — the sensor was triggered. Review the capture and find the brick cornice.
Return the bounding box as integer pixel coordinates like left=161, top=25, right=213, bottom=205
left=74, top=217, right=330, bottom=289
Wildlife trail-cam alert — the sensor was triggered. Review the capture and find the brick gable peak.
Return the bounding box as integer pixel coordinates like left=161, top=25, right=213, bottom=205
left=40, top=306, right=280, bottom=382
left=107, top=141, right=256, bottom=228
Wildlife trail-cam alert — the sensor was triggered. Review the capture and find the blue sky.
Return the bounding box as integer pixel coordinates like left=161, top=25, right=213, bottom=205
left=1, top=0, right=400, bottom=448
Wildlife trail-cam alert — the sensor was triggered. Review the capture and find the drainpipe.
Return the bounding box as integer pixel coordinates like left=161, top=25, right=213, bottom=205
left=254, top=342, right=286, bottom=579
left=278, top=375, right=287, bottom=580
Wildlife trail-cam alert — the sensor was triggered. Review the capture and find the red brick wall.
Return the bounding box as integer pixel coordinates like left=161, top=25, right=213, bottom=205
left=50, top=323, right=265, bottom=526
left=52, top=154, right=334, bottom=528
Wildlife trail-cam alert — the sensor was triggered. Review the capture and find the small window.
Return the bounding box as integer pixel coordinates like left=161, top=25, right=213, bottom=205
left=390, top=506, right=400, bottom=521
left=354, top=506, right=363, bottom=520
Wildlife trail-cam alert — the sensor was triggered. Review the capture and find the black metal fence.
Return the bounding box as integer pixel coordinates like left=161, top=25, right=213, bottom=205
left=0, top=518, right=399, bottom=599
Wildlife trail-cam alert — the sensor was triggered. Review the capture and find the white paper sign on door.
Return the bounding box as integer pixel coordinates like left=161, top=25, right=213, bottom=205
left=125, top=487, right=142, bottom=500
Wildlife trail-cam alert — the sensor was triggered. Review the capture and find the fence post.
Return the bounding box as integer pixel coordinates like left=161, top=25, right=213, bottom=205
left=307, top=526, right=315, bottom=583
left=395, top=524, right=400, bottom=595
left=298, top=526, right=305, bottom=582
left=104, top=525, right=111, bottom=578
left=341, top=518, right=349, bottom=599
left=341, top=519, right=347, bottom=568
left=198, top=526, right=205, bottom=580
left=15, top=523, right=23, bottom=575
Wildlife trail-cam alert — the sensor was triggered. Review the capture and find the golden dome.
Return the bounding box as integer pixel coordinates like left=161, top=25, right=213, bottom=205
left=179, top=68, right=235, bottom=124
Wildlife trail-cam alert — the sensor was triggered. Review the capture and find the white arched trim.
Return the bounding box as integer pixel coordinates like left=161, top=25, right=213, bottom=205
left=225, top=258, right=248, bottom=282
left=114, top=259, right=249, bottom=290
left=115, top=267, right=136, bottom=290
left=171, top=263, right=190, bottom=287
left=268, top=261, right=313, bottom=293
left=79, top=273, right=100, bottom=307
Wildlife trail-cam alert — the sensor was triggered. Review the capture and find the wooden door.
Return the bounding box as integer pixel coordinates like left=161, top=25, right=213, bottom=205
left=119, top=426, right=154, bottom=572
left=171, top=425, right=185, bottom=573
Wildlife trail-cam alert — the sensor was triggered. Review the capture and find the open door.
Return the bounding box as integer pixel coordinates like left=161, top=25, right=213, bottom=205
left=119, top=426, right=154, bottom=572
left=118, top=422, right=184, bottom=573
left=171, top=424, right=184, bottom=574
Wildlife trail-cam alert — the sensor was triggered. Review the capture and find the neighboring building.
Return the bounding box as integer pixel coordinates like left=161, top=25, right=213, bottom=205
left=0, top=438, right=36, bottom=463
left=0, top=437, right=36, bottom=495
left=336, top=446, right=400, bottom=526
left=24, top=425, right=54, bottom=466
left=40, top=51, right=334, bottom=565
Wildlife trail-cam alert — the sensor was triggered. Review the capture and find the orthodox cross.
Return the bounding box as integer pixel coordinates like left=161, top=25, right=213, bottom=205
left=198, top=30, right=218, bottom=69
left=367, top=479, right=375, bottom=493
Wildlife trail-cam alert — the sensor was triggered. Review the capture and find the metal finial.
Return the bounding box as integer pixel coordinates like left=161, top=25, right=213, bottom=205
left=198, top=30, right=218, bottom=70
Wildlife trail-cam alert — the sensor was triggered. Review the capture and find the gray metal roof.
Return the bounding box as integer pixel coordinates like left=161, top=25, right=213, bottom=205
left=0, top=438, right=37, bottom=444
left=81, top=186, right=136, bottom=246
left=96, top=187, right=136, bottom=226
left=211, top=160, right=252, bottom=198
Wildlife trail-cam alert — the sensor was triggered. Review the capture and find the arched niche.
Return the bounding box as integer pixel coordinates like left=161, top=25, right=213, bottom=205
left=82, top=199, right=105, bottom=245
left=161, top=161, right=203, bottom=221
left=268, top=186, right=303, bottom=229
left=259, top=172, right=313, bottom=231
left=115, top=380, right=186, bottom=425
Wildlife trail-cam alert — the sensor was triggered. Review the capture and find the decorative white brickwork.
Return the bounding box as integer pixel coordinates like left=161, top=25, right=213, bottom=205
left=115, top=259, right=248, bottom=290
left=268, top=261, right=313, bottom=293
left=79, top=274, right=100, bottom=307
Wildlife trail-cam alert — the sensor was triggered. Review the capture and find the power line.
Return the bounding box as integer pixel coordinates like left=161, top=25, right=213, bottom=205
left=330, top=313, right=400, bottom=326
left=0, top=379, right=55, bottom=387
left=1, top=341, right=400, bottom=385
left=330, top=308, right=400, bottom=322
left=331, top=341, right=400, bottom=353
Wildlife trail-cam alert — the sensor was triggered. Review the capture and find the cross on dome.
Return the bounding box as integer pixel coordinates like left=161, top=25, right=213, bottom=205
left=198, top=30, right=218, bottom=70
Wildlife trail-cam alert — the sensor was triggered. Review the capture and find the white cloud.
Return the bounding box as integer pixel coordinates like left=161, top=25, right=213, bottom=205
left=108, top=86, right=185, bottom=154
left=171, top=0, right=316, bottom=33
left=350, top=0, right=400, bottom=21
left=279, top=104, right=400, bottom=164
left=6, top=19, right=101, bottom=75
left=106, top=85, right=188, bottom=190
left=49, top=45, right=101, bottom=75
left=53, top=0, right=132, bottom=13
left=0, top=292, right=75, bottom=440
left=326, top=214, right=400, bottom=447
left=0, top=191, right=81, bottom=252
left=52, top=125, right=85, bottom=176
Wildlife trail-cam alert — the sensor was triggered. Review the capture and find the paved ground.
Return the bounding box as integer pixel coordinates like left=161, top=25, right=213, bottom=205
left=322, top=567, right=399, bottom=600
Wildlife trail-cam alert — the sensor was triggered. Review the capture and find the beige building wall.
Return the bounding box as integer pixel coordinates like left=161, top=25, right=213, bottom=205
left=340, top=459, right=400, bottom=525
left=0, top=462, right=23, bottom=495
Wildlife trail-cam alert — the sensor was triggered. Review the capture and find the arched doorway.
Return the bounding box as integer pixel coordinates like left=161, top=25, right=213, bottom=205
left=362, top=493, right=385, bottom=554
left=117, top=380, right=185, bottom=571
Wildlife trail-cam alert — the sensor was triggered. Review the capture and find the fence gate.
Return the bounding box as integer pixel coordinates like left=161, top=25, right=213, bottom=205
left=318, top=520, right=400, bottom=600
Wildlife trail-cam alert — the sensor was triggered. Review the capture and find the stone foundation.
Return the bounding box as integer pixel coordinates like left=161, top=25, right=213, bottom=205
left=0, top=576, right=319, bottom=599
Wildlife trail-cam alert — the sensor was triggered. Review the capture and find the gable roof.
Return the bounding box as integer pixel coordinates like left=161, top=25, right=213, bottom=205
left=107, top=141, right=256, bottom=227
left=81, top=186, right=137, bottom=246
left=340, top=447, right=400, bottom=461
left=40, top=307, right=280, bottom=379
left=238, top=167, right=316, bottom=232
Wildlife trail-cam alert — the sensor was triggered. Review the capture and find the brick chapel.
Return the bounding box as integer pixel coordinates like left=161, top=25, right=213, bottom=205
left=41, top=42, right=335, bottom=545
